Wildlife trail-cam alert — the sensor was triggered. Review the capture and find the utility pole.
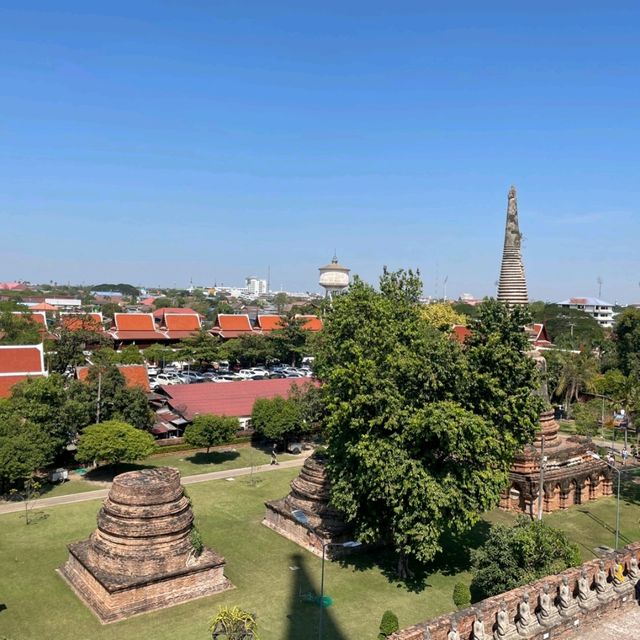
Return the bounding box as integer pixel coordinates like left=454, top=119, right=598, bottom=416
left=443, top=275, right=448, bottom=302
left=597, top=276, right=603, bottom=298
left=537, top=436, right=546, bottom=521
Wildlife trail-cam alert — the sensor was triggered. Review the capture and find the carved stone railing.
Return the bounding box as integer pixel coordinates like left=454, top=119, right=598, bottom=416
left=390, top=542, right=640, bottom=640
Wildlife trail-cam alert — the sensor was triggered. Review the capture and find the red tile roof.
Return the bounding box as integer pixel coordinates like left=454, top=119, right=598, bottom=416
left=76, top=364, right=150, bottom=392
left=451, top=324, right=472, bottom=344
left=216, top=314, right=253, bottom=331
left=296, top=315, right=324, bottom=332
left=257, top=315, right=285, bottom=331
left=153, top=307, right=198, bottom=320
left=13, top=311, right=47, bottom=328
left=161, top=378, right=317, bottom=420
left=61, top=313, right=104, bottom=332
left=164, top=314, right=201, bottom=331
left=114, top=313, right=156, bottom=331
left=0, top=344, right=46, bottom=398
left=111, top=313, right=168, bottom=341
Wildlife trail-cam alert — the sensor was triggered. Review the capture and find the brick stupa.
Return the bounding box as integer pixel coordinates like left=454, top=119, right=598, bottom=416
left=59, top=467, right=232, bottom=623
left=263, top=455, right=356, bottom=559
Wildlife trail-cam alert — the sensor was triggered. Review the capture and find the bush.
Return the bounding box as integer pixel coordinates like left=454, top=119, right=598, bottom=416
left=452, top=581, right=471, bottom=609
left=76, top=420, right=156, bottom=466
left=190, top=525, right=203, bottom=556
left=184, top=415, right=239, bottom=453
left=378, top=610, right=399, bottom=638
left=470, top=516, right=581, bottom=600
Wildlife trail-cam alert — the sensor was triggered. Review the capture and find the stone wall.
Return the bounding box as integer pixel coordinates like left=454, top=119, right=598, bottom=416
left=390, top=542, right=640, bottom=640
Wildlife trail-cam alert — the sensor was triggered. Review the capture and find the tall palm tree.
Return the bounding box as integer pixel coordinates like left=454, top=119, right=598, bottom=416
left=555, top=350, right=599, bottom=409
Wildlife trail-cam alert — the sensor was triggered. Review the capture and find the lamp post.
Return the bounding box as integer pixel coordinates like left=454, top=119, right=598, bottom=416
left=291, top=509, right=361, bottom=640
left=588, top=452, right=621, bottom=550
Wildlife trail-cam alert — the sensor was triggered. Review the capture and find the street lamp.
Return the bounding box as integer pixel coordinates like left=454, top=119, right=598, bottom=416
left=588, top=452, right=621, bottom=550
left=291, top=509, right=361, bottom=640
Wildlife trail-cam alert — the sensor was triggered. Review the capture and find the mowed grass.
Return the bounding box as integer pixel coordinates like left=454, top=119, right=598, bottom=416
left=38, top=445, right=296, bottom=499
left=1, top=468, right=640, bottom=640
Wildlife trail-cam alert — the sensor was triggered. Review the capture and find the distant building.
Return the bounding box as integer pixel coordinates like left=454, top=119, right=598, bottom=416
left=246, top=277, right=268, bottom=297
left=557, top=297, right=615, bottom=328
left=0, top=344, right=47, bottom=398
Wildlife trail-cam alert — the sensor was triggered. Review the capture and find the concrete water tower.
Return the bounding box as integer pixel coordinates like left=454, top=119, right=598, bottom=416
left=318, top=254, right=350, bottom=299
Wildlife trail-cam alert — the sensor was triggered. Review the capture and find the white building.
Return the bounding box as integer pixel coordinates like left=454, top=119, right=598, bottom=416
left=246, top=277, right=268, bottom=297
left=557, top=297, right=615, bottom=328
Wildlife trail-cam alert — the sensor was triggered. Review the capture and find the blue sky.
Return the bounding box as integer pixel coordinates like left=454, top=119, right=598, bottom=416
left=1, top=2, right=639, bottom=301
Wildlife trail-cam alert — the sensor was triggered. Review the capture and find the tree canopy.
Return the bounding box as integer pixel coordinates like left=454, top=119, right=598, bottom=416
left=76, top=420, right=156, bottom=465
left=0, top=310, right=42, bottom=345
left=314, top=269, right=541, bottom=576
left=251, top=396, right=303, bottom=443
left=183, top=415, right=239, bottom=452
left=614, top=307, right=640, bottom=376
left=470, top=516, right=580, bottom=600
left=421, top=302, right=466, bottom=330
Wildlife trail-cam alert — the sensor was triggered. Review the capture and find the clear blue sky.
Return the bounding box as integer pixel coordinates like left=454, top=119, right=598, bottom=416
left=1, top=2, right=639, bottom=302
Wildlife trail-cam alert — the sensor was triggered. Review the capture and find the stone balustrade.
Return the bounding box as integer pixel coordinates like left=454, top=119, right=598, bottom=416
left=390, top=542, right=640, bottom=640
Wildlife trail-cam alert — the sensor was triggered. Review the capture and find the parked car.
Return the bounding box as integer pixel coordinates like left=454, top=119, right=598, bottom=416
left=154, top=373, right=180, bottom=386
left=181, top=371, right=205, bottom=383
left=147, top=365, right=159, bottom=376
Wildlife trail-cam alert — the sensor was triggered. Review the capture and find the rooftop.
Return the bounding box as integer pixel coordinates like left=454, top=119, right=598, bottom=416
left=558, top=297, right=614, bottom=307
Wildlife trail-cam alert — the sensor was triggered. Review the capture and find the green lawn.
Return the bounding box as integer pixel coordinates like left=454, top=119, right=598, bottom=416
left=38, top=445, right=296, bottom=499
left=1, top=468, right=639, bottom=640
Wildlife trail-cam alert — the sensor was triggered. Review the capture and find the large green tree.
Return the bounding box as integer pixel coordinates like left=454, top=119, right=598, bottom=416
left=221, top=333, right=275, bottom=368
left=0, top=310, right=42, bottom=345
left=177, top=330, right=221, bottom=368
left=76, top=420, right=155, bottom=466
left=183, top=415, right=239, bottom=452
left=48, top=328, right=111, bottom=373
left=271, top=314, right=311, bottom=365
left=314, top=270, right=541, bottom=577
left=251, top=396, right=303, bottom=443
left=614, top=307, right=640, bottom=376
left=470, top=516, right=580, bottom=600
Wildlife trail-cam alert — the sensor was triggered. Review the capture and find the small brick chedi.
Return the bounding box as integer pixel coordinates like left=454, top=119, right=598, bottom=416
left=60, top=467, right=231, bottom=623
left=263, top=454, right=355, bottom=558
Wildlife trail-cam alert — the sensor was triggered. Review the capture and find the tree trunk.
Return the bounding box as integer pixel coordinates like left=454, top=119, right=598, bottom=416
left=396, top=554, right=413, bottom=580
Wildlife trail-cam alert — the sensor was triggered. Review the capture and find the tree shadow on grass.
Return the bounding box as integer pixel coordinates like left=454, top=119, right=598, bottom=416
left=336, top=519, right=492, bottom=593
left=185, top=450, right=240, bottom=466
left=620, top=468, right=640, bottom=506
left=83, top=463, right=155, bottom=483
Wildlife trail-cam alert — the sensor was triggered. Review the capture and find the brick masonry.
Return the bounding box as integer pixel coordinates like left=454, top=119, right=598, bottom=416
left=390, top=542, right=640, bottom=640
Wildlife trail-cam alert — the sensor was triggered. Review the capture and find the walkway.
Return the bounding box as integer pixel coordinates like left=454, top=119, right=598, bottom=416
left=0, top=457, right=306, bottom=516
left=578, top=603, right=640, bottom=639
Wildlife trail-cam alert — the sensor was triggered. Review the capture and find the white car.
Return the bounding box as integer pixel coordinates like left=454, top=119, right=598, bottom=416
left=154, top=373, right=180, bottom=386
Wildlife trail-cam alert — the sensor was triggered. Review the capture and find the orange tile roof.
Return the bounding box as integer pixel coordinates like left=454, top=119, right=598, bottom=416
left=257, top=315, right=285, bottom=331
left=153, top=307, right=198, bottom=320
left=0, top=374, right=45, bottom=398
left=61, top=313, right=104, bottom=332
left=451, top=324, right=472, bottom=344
left=77, top=364, right=150, bottom=392
left=216, top=314, right=253, bottom=332
left=164, top=314, right=201, bottom=331
left=0, top=344, right=46, bottom=398
left=13, top=311, right=47, bottom=327
left=296, top=315, right=324, bottom=332
left=114, top=313, right=156, bottom=331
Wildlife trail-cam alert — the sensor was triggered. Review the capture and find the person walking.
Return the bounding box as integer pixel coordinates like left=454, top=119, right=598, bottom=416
left=270, top=444, right=279, bottom=465
left=622, top=447, right=629, bottom=466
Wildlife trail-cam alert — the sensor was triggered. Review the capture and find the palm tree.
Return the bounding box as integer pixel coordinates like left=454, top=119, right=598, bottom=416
left=555, top=350, right=599, bottom=410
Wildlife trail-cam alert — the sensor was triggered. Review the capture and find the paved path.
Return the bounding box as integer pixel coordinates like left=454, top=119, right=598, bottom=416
left=0, top=458, right=306, bottom=516
left=578, top=603, right=640, bottom=639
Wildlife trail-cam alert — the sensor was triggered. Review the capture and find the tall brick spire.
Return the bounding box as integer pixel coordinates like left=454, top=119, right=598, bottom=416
left=497, top=185, right=528, bottom=305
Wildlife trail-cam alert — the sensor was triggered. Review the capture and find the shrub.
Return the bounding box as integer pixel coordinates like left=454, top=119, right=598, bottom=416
left=190, top=525, right=203, bottom=556
left=470, top=516, right=581, bottom=600
left=452, top=581, right=471, bottom=609
left=378, top=610, right=399, bottom=638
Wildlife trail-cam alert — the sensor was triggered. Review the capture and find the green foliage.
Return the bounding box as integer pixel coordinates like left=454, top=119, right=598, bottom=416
left=614, top=307, right=640, bottom=375
left=115, top=344, right=144, bottom=364
left=572, top=399, right=608, bottom=436
left=76, top=420, right=156, bottom=465
left=271, top=314, right=312, bottom=366
left=92, top=283, right=140, bottom=297
left=378, top=610, right=399, bottom=638
left=177, top=330, right=221, bottom=367
left=451, top=302, right=480, bottom=320
left=0, top=310, right=42, bottom=345
left=288, top=381, right=325, bottom=431
left=314, top=270, right=541, bottom=574
left=208, top=606, right=259, bottom=640
left=538, top=304, right=604, bottom=348
left=184, top=415, right=239, bottom=453
left=221, top=333, right=275, bottom=367
left=143, top=344, right=176, bottom=367
left=153, top=296, right=175, bottom=309
left=48, top=328, right=111, bottom=372
left=421, top=302, right=466, bottom=330
left=190, top=525, right=204, bottom=556
left=550, top=350, right=599, bottom=408
left=251, top=396, right=303, bottom=443
left=470, top=516, right=581, bottom=600
left=452, top=582, right=471, bottom=609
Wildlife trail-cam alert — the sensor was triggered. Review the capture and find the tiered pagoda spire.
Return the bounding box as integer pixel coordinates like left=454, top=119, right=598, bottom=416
left=497, top=185, right=529, bottom=305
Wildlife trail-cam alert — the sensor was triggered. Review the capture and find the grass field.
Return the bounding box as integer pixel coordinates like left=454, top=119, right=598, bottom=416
left=37, top=445, right=296, bottom=499
left=1, top=468, right=639, bottom=640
